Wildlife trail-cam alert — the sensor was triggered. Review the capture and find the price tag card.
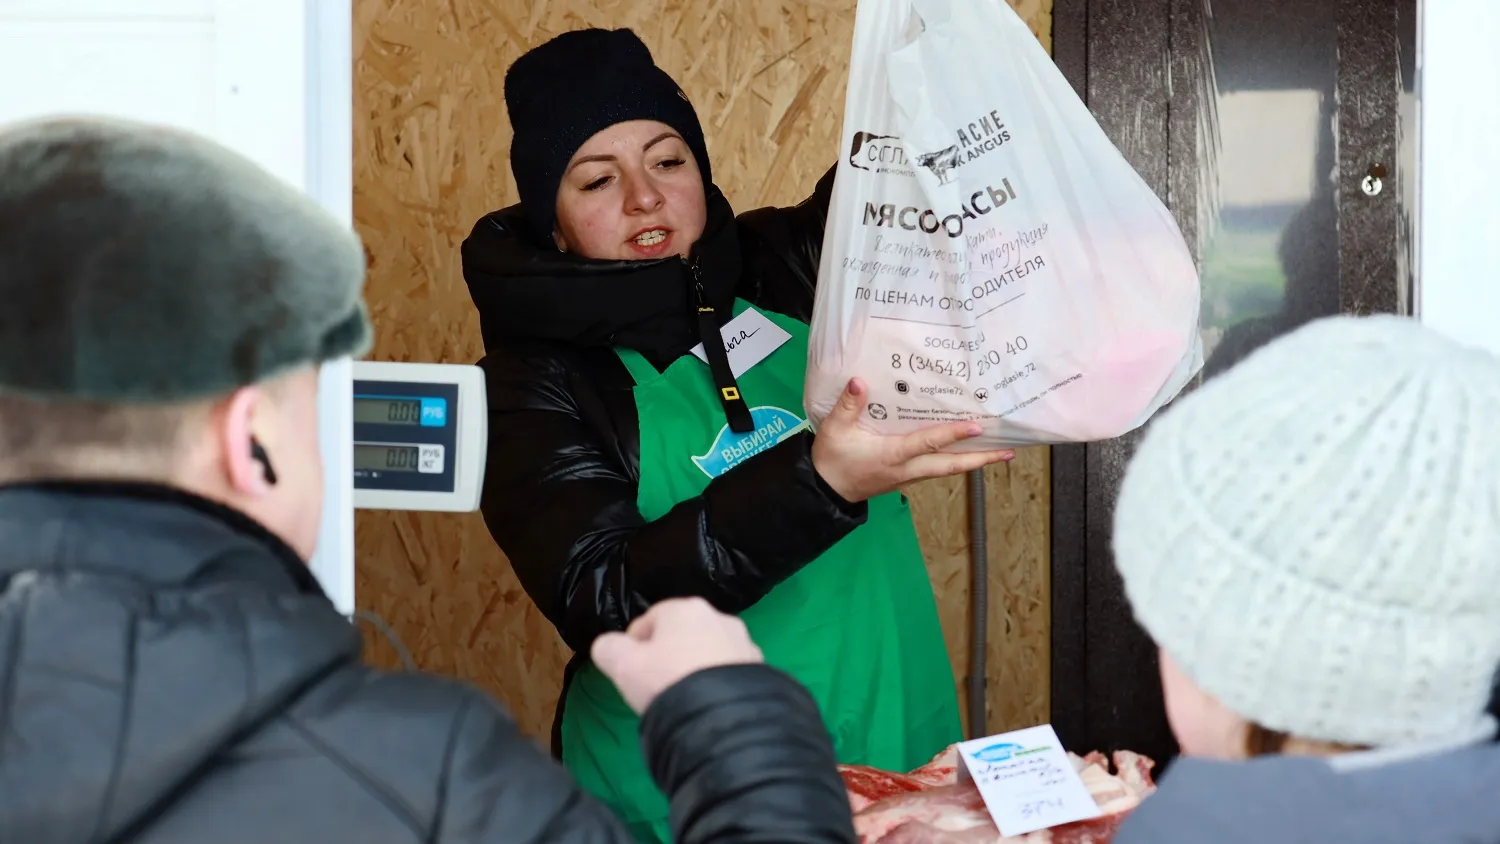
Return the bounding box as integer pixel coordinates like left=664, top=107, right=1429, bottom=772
left=955, top=724, right=1102, bottom=837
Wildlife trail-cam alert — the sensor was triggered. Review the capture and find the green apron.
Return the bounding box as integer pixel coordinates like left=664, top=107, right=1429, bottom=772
left=561, top=300, right=961, bottom=843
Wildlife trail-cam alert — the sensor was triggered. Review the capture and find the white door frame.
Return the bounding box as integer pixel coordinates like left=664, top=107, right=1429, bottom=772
left=1415, top=0, right=1500, bottom=355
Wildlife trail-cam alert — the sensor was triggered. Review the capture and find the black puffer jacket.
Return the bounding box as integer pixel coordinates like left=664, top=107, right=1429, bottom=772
left=0, top=482, right=856, bottom=844
left=462, top=169, right=859, bottom=746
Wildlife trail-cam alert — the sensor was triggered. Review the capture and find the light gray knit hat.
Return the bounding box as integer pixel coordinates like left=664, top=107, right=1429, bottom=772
left=1114, top=314, right=1500, bottom=749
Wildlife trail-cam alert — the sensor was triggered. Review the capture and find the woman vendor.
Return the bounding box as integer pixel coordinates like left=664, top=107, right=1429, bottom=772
left=461, top=28, right=1015, bottom=843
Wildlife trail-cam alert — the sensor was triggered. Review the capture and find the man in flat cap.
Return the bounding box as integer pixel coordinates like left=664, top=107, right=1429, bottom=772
left=0, top=115, right=856, bottom=844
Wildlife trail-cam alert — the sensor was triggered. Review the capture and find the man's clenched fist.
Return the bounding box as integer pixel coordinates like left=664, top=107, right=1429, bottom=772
left=590, top=597, right=764, bottom=714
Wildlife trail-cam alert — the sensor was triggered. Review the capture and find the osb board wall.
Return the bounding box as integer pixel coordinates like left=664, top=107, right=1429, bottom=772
left=352, top=0, right=1053, bottom=741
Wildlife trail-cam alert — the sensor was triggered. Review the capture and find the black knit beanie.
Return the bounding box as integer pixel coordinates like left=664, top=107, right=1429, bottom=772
left=504, top=28, right=713, bottom=245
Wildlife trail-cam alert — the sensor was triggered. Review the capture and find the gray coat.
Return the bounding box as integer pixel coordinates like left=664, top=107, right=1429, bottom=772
left=1114, top=735, right=1500, bottom=844
left=0, top=481, right=857, bottom=844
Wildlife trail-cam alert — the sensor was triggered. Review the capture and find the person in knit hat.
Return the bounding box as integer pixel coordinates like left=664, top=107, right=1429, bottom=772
left=0, top=114, right=861, bottom=844
left=462, top=27, right=1015, bottom=842
left=1109, top=313, right=1500, bottom=844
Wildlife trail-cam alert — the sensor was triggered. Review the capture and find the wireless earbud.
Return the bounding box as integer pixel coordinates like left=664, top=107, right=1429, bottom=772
left=250, top=437, right=278, bottom=486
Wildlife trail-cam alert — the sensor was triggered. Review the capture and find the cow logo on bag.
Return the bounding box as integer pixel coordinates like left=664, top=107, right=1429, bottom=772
left=915, top=146, right=961, bottom=185
left=692, top=406, right=811, bottom=479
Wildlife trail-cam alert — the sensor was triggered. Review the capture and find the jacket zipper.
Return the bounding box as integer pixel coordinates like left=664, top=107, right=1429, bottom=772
left=683, top=254, right=707, bottom=310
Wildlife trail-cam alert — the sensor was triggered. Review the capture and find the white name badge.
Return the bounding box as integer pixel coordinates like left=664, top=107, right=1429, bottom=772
left=690, top=307, right=792, bottom=378
left=955, top=724, right=1103, bottom=838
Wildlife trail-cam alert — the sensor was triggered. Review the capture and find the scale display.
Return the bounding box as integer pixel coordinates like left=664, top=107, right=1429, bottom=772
left=353, top=395, right=448, bottom=427
left=351, top=361, right=487, bottom=513
left=352, top=384, right=456, bottom=493
left=354, top=442, right=444, bottom=473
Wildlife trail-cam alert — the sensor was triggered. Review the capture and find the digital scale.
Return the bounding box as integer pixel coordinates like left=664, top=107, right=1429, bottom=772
left=351, top=361, right=487, bottom=512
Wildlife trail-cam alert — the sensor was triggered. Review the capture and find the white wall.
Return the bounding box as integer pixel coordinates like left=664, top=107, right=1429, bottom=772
left=1416, top=0, right=1500, bottom=354
left=0, top=0, right=355, bottom=613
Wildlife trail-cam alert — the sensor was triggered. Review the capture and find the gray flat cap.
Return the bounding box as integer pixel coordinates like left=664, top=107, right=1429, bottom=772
left=0, top=114, right=372, bottom=402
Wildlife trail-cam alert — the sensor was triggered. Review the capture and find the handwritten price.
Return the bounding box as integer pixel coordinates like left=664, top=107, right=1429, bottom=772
left=1020, top=798, right=1068, bottom=821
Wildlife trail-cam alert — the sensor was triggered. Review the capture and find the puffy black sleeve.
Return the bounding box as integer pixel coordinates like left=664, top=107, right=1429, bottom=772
left=477, top=345, right=866, bottom=654
left=436, top=665, right=856, bottom=844
left=434, top=689, right=636, bottom=843
left=734, top=164, right=838, bottom=322
left=641, top=664, right=859, bottom=844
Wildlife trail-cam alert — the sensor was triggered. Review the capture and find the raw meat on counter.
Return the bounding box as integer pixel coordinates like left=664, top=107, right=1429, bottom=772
left=838, top=745, right=1156, bottom=843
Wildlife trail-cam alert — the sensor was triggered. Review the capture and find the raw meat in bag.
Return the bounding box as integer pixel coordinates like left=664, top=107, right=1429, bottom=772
left=805, top=0, right=1204, bottom=449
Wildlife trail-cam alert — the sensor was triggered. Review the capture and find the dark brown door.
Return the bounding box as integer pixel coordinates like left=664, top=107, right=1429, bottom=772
left=1047, top=0, right=1418, bottom=769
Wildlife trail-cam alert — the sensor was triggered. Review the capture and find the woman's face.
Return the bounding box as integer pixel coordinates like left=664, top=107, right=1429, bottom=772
left=1158, top=648, right=1250, bottom=760
left=552, top=119, right=707, bottom=261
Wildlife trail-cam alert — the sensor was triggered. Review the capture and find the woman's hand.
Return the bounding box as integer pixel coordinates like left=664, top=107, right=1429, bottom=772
left=811, top=378, right=1016, bottom=503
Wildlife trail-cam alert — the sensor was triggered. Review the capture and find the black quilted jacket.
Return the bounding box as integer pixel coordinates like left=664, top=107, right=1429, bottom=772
left=0, top=482, right=856, bottom=844
left=461, top=169, right=869, bottom=752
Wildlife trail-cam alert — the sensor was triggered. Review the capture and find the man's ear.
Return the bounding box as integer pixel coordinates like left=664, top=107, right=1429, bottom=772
left=218, top=385, right=275, bottom=497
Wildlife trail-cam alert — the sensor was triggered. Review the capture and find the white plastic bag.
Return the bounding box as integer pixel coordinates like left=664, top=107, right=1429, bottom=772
left=804, top=0, right=1204, bottom=449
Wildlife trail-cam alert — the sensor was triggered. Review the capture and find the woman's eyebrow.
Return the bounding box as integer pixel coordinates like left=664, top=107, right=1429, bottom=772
left=567, top=133, right=683, bottom=173
left=642, top=131, right=681, bottom=151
